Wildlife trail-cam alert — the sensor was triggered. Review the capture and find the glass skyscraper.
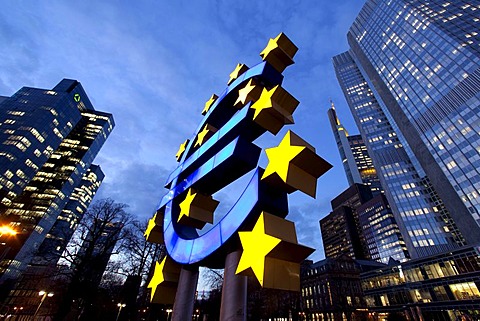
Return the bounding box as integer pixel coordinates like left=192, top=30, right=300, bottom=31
left=328, top=103, right=383, bottom=195
left=33, top=165, right=105, bottom=265
left=0, top=79, right=113, bottom=284
left=327, top=101, right=410, bottom=263
left=357, top=194, right=410, bottom=263
left=334, top=0, right=480, bottom=258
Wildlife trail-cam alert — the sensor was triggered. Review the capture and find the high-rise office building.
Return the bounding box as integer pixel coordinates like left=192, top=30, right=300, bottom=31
left=331, top=1, right=480, bottom=317
left=346, top=0, right=480, bottom=243
left=357, top=194, right=410, bottom=264
left=335, top=0, right=480, bottom=256
left=33, top=165, right=105, bottom=265
left=321, top=182, right=410, bottom=263
left=328, top=103, right=383, bottom=195
left=0, top=79, right=114, bottom=284
left=321, top=206, right=364, bottom=260
left=333, top=28, right=464, bottom=257
left=327, top=101, right=409, bottom=263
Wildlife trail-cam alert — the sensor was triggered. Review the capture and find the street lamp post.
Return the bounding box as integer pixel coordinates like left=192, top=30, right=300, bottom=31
left=0, top=226, right=17, bottom=236
left=116, top=303, right=126, bottom=321
left=33, top=291, right=53, bottom=320
left=166, top=308, right=172, bottom=321
left=0, top=225, right=17, bottom=261
left=298, top=311, right=306, bottom=321
left=193, top=309, right=200, bottom=321
left=13, top=306, right=24, bottom=315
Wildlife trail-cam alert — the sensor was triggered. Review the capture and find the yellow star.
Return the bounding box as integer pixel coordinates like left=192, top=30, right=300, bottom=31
left=234, top=79, right=263, bottom=109
left=144, top=213, right=163, bottom=243
left=236, top=213, right=281, bottom=286
left=260, top=33, right=298, bottom=73
left=236, top=212, right=314, bottom=290
left=194, top=124, right=217, bottom=148
left=147, top=258, right=167, bottom=301
left=228, top=63, right=249, bottom=85
left=175, top=139, right=190, bottom=162
left=179, top=189, right=196, bottom=220
left=263, top=132, right=304, bottom=182
left=260, top=38, right=278, bottom=59
left=250, top=85, right=298, bottom=134
left=147, top=256, right=180, bottom=304
left=178, top=188, right=217, bottom=229
left=202, top=94, right=218, bottom=115
left=262, top=131, right=333, bottom=197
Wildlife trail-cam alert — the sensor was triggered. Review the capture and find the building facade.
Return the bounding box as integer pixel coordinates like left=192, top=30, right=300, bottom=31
left=321, top=184, right=373, bottom=260
left=0, top=79, right=113, bottom=284
left=333, top=51, right=463, bottom=258
left=322, top=184, right=409, bottom=264
left=348, top=0, right=480, bottom=238
left=301, top=256, right=386, bottom=321
left=357, top=194, right=410, bottom=264
left=334, top=0, right=480, bottom=258
left=33, top=165, right=105, bottom=266
left=361, top=245, right=480, bottom=320
left=327, top=101, right=409, bottom=264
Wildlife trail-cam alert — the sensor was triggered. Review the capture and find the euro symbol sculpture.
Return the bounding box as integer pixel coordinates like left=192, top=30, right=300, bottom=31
left=145, top=33, right=332, bottom=319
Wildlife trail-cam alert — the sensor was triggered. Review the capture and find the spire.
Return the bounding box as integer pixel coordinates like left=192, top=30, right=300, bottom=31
left=327, top=99, right=340, bottom=126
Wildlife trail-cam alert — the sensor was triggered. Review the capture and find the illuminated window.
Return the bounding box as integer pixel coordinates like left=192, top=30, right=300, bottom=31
left=449, top=282, right=480, bottom=300
left=5, top=170, right=14, bottom=179
left=30, top=128, right=45, bottom=143
left=7, top=111, right=25, bottom=116
left=446, top=160, right=457, bottom=169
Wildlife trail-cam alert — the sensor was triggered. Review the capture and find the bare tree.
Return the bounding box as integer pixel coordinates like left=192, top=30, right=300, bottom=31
left=103, top=219, right=164, bottom=321
left=201, top=267, right=224, bottom=291
left=119, top=219, right=160, bottom=277
left=53, top=198, right=132, bottom=321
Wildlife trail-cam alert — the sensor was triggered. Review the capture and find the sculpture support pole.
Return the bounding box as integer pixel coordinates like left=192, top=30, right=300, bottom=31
left=220, top=250, right=247, bottom=321
left=172, top=265, right=199, bottom=321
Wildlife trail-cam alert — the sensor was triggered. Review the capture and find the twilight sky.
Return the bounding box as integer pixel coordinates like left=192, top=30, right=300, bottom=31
left=0, top=1, right=365, bottom=262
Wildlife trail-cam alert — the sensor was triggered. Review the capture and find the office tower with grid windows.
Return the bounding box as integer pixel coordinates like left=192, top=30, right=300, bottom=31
left=357, top=194, right=410, bottom=263
left=321, top=181, right=410, bottom=263
left=328, top=102, right=383, bottom=195
left=333, top=0, right=480, bottom=258
left=321, top=184, right=373, bottom=260
left=327, top=101, right=410, bottom=263
left=0, top=79, right=114, bottom=284
left=33, top=165, right=105, bottom=266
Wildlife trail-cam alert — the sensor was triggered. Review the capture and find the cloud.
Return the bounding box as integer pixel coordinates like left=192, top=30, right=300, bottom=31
left=94, top=160, right=170, bottom=219
left=287, top=194, right=333, bottom=262
left=0, top=0, right=365, bottom=264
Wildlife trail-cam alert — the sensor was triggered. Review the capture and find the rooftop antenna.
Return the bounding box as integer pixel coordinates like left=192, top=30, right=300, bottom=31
left=329, top=98, right=335, bottom=109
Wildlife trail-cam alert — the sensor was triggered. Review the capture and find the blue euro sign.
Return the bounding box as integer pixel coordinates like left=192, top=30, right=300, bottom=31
left=157, top=62, right=289, bottom=267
